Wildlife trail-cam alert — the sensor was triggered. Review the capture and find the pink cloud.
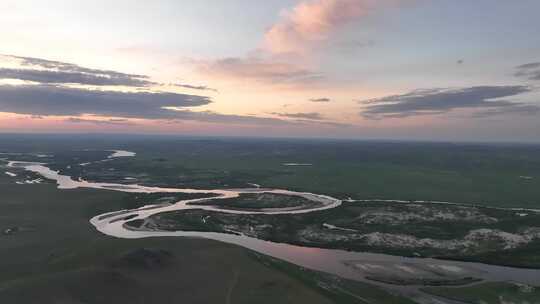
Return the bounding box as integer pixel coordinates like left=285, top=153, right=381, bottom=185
left=263, top=0, right=372, bottom=55
left=196, top=0, right=397, bottom=85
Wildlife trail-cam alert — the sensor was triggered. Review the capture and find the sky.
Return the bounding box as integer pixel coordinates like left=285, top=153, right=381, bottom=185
left=1, top=0, right=539, bottom=142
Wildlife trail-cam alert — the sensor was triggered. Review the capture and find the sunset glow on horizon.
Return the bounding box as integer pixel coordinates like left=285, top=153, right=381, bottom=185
left=1, top=0, right=539, bottom=141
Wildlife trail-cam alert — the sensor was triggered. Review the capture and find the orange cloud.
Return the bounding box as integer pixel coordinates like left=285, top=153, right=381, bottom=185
left=263, top=0, right=371, bottom=55
left=197, top=56, right=322, bottom=84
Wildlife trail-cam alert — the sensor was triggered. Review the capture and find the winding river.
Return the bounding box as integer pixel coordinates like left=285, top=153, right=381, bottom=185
left=6, top=151, right=540, bottom=303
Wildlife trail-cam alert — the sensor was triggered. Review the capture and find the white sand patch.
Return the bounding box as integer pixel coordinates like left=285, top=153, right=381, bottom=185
left=429, top=264, right=463, bottom=273
left=354, top=263, right=385, bottom=271
left=108, top=150, right=136, bottom=158
left=465, top=229, right=531, bottom=249
left=357, top=208, right=498, bottom=225
left=35, top=154, right=52, bottom=158
left=362, top=232, right=468, bottom=250
left=323, top=223, right=357, bottom=232
left=395, top=265, right=417, bottom=274
left=24, top=178, right=43, bottom=184
left=512, top=282, right=535, bottom=293
left=5, top=171, right=16, bottom=177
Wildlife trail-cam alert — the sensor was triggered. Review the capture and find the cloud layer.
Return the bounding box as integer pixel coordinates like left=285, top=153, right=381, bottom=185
left=271, top=112, right=324, bottom=120
left=65, top=117, right=134, bottom=126
left=1, top=54, right=222, bottom=90
left=0, top=84, right=211, bottom=119
left=360, top=86, right=538, bottom=119
left=0, top=55, right=340, bottom=127
left=515, top=62, right=540, bottom=81
left=0, top=68, right=154, bottom=87
left=310, top=97, right=331, bottom=102
left=0, top=83, right=337, bottom=127
left=170, top=83, right=218, bottom=92
left=1, top=54, right=154, bottom=86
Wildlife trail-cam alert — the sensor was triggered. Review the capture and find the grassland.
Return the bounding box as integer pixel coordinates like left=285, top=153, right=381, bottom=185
left=139, top=201, right=540, bottom=268
left=3, top=134, right=540, bottom=208
left=0, top=173, right=414, bottom=304
left=190, top=192, right=320, bottom=210
left=422, top=282, right=540, bottom=304
left=2, top=134, right=540, bottom=302
left=251, top=253, right=417, bottom=304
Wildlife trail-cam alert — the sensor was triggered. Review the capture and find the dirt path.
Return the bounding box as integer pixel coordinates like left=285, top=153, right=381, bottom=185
left=225, top=270, right=239, bottom=304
